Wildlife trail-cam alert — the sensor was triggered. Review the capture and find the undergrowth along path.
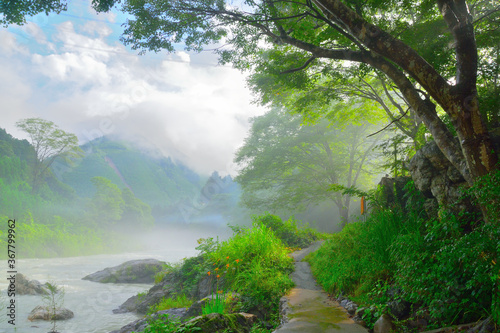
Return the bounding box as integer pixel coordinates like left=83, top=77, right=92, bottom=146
left=274, top=241, right=368, bottom=333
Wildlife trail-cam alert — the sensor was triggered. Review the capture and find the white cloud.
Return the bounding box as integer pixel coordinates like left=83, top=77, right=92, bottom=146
left=1, top=18, right=265, bottom=176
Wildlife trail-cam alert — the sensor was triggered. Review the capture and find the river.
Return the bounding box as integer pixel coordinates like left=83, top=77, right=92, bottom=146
left=0, top=226, right=230, bottom=333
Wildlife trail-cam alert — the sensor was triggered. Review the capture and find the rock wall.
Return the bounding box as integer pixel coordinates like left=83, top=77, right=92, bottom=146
left=408, top=131, right=500, bottom=218
left=408, top=139, right=468, bottom=216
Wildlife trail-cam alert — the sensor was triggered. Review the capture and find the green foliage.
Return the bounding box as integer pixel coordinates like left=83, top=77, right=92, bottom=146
left=87, top=176, right=124, bottom=225
left=0, top=0, right=67, bottom=25
left=254, top=213, right=318, bottom=249
left=142, top=217, right=296, bottom=331
left=307, top=210, right=401, bottom=296
left=392, top=214, right=499, bottom=326
left=207, top=220, right=294, bottom=316
left=16, top=118, right=81, bottom=193
left=43, top=281, right=64, bottom=333
left=148, top=294, right=193, bottom=314
left=139, top=314, right=195, bottom=333
left=54, top=137, right=202, bottom=214
left=0, top=214, right=116, bottom=259
left=235, top=107, right=381, bottom=223
left=467, top=168, right=500, bottom=224
left=356, top=281, right=391, bottom=329
left=84, top=176, right=154, bottom=229
left=202, top=291, right=225, bottom=315
left=308, top=178, right=500, bottom=328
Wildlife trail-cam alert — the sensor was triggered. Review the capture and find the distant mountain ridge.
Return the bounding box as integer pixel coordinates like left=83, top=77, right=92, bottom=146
left=52, top=137, right=204, bottom=212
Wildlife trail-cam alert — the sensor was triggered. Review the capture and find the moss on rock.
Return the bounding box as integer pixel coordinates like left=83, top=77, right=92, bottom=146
left=184, top=313, right=257, bottom=333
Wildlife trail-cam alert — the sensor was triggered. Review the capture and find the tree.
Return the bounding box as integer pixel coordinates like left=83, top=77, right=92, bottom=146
left=4, top=0, right=499, bottom=210
left=86, top=176, right=124, bottom=226
left=120, top=187, right=154, bottom=228
left=235, top=108, right=381, bottom=225
left=0, top=0, right=116, bottom=25
left=106, top=0, right=498, bottom=187
left=16, top=118, right=80, bottom=193
left=86, top=176, right=155, bottom=229
left=42, top=281, right=64, bottom=333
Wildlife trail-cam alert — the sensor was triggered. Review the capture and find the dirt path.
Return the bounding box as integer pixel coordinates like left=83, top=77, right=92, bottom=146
left=274, top=241, right=368, bottom=333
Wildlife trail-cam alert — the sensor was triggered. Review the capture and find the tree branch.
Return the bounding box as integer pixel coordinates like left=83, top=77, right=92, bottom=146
left=367, top=108, right=410, bottom=138
left=437, top=0, right=478, bottom=96
left=280, top=56, right=317, bottom=74
left=310, top=0, right=454, bottom=112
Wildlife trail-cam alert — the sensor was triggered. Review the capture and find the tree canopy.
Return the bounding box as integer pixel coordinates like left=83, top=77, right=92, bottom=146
left=16, top=118, right=81, bottom=193
left=4, top=1, right=500, bottom=184
left=235, top=107, right=382, bottom=224
left=115, top=0, right=498, bottom=184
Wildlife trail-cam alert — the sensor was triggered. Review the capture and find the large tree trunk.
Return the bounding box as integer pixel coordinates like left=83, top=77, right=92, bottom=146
left=312, top=0, right=498, bottom=184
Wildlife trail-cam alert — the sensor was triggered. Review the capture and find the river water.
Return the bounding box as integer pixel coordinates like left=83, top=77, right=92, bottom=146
left=0, top=226, right=230, bottom=333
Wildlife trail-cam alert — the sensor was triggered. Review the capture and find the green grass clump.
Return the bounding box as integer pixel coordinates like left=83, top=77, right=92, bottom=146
left=254, top=213, right=319, bottom=249
left=307, top=207, right=404, bottom=296
left=148, top=294, right=194, bottom=314
left=207, top=221, right=294, bottom=316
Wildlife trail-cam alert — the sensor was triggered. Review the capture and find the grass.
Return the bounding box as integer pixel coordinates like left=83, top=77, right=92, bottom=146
left=256, top=213, right=319, bottom=249
left=206, top=217, right=295, bottom=316
left=148, top=294, right=194, bottom=314
left=307, top=180, right=500, bottom=329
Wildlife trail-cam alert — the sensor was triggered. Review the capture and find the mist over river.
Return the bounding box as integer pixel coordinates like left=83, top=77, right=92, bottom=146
left=0, top=226, right=231, bottom=333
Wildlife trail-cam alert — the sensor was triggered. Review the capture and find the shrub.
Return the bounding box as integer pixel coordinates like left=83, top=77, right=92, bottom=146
left=308, top=178, right=500, bottom=328
left=254, top=213, right=318, bottom=249
left=147, top=216, right=295, bottom=329
left=207, top=221, right=294, bottom=316
left=307, top=206, right=406, bottom=296
left=392, top=216, right=499, bottom=325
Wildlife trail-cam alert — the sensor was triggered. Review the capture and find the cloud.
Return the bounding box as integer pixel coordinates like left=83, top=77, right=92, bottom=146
left=1, top=17, right=265, bottom=176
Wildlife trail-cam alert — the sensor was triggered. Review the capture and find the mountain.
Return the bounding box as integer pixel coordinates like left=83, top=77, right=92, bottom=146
left=52, top=137, right=204, bottom=212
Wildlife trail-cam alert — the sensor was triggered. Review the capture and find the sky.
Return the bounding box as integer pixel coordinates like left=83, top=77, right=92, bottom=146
left=0, top=1, right=266, bottom=176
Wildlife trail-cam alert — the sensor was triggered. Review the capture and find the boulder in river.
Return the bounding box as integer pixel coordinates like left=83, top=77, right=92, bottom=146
left=16, top=273, right=48, bottom=295
left=82, top=259, right=165, bottom=284
left=28, top=305, right=74, bottom=321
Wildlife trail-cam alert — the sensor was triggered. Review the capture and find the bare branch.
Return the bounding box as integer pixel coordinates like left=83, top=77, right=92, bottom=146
left=367, top=108, right=410, bottom=138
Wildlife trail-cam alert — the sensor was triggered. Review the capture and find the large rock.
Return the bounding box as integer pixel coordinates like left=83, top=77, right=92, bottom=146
left=378, top=176, right=411, bottom=207
left=113, top=273, right=177, bottom=314
left=28, top=305, right=74, bottom=321
left=387, top=299, right=410, bottom=320
left=16, top=273, right=48, bottom=295
left=408, top=140, right=474, bottom=220
left=83, top=259, right=165, bottom=284
left=373, top=314, right=395, bottom=333
left=408, top=140, right=467, bottom=205
left=408, top=132, right=500, bottom=219
left=109, top=308, right=188, bottom=333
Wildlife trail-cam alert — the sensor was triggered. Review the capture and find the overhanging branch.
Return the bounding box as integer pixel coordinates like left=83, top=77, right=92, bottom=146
left=280, top=56, right=316, bottom=74
left=367, top=108, right=410, bottom=138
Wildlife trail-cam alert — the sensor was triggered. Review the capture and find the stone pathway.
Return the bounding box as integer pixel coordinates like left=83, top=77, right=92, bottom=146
left=274, top=241, right=368, bottom=333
